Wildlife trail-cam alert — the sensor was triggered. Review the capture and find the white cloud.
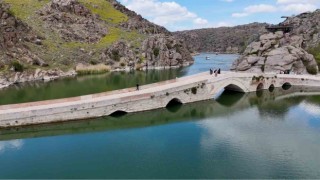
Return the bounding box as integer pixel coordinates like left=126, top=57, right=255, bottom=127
left=0, top=140, right=23, bottom=153
left=277, top=0, right=319, bottom=4
left=300, top=102, right=320, bottom=116
left=119, top=0, right=209, bottom=30
left=194, top=18, right=209, bottom=25
left=215, top=21, right=233, bottom=27
left=281, top=3, right=317, bottom=13
left=244, top=4, right=277, bottom=13
left=232, top=1, right=319, bottom=18
left=232, top=4, right=277, bottom=18
left=232, top=12, right=249, bottom=18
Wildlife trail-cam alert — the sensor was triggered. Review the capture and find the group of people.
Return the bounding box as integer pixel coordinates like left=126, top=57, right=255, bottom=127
left=279, top=70, right=291, bottom=74
left=210, top=68, right=221, bottom=76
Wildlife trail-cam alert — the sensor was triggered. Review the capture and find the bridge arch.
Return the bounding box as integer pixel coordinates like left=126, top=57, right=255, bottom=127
left=222, top=79, right=250, bottom=93
left=257, top=83, right=264, bottom=91
left=269, top=84, right=275, bottom=92
left=166, top=98, right=183, bottom=108
left=213, top=81, right=247, bottom=99
left=282, top=82, right=292, bottom=90
left=109, top=110, right=128, bottom=117
left=224, top=84, right=245, bottom=92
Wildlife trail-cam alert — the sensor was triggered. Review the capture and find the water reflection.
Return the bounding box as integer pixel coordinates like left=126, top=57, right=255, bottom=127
left=0, top=140, right=23, bottom=153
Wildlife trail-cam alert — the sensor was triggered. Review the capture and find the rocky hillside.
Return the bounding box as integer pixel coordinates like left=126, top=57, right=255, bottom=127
left=231, top=10, right=320, bottom=75
left=174, top=23, right=268, bottom=54
left=282, top=10, right=320, bottom=63
left=0, top=0, right=193, bottom=88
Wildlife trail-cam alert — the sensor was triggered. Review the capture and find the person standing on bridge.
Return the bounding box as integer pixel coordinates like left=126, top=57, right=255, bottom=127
left=136, top=84, right=140, bottom=91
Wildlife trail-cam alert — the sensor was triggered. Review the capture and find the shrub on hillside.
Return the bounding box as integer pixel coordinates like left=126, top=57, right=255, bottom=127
left=306, top=65, right=318, bottom=75
left=153, top=48, right=160, bottom=57
left=11, top=61, right=24, bottom=72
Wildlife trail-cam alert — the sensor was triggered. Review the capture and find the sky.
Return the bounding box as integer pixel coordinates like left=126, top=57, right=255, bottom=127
left=119, top=0, right=320, bottom=31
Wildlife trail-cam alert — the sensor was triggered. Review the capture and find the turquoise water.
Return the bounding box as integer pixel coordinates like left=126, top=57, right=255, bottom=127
left=1, top=53, right=320, bottom=179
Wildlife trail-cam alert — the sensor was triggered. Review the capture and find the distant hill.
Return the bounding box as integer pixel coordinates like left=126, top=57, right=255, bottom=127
left=173, top=23, right=268, bottom=54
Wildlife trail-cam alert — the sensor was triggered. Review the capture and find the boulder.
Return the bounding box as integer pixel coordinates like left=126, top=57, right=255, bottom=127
left=244, top=42, right=261, bottom=55
left=232, top=31, right=319, bottom=75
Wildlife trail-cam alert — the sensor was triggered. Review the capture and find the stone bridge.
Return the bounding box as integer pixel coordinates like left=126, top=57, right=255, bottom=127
left=1, top=71, right=320, bottom=127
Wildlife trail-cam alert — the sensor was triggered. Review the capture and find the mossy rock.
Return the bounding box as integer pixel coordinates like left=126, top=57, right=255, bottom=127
left=306, top=65, right=318, bottom=75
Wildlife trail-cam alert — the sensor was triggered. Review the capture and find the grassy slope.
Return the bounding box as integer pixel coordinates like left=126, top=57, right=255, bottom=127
left=3, top=0, right=145, bottom=71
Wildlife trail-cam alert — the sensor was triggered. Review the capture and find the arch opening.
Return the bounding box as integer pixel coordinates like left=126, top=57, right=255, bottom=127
left=282, top=82, right=292, bottom=90
left=109, top=110, right=128, bottom=117
left=269, top=84, right=275, bottom=92
left=257, top=83, right=264, bottom=91
left=166, top=98, right=183, bottom=113
left=224, top=84, right=245, bottom=93
left=216, top=90, right=245, bottom=107
left=166, top=98, right=183, bottom=107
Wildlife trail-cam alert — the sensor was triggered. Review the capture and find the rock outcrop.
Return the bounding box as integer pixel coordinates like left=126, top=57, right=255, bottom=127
left=38, top=0, right=107, bottom=43
left=283, top=10, right=320, bottom=50
left=174, top=23, right=268, bottom=53
left=100, top=34, right=193, bottom=69
left=0, top=2, right=48, bottom=68
left=0, top=69, right=76, bottom=89
left=231, top=31, right=318, bottom=74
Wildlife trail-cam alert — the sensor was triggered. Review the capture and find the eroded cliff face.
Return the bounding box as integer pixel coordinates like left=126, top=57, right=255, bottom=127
left=0, top=0, right=193, bottom=88
left=231, top=31, right=318, bottom=75
left=101, top=35, right=193, bottom=69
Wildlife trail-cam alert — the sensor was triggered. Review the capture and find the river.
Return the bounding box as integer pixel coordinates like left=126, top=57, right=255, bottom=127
left=0, top=53, right=320, bottom=178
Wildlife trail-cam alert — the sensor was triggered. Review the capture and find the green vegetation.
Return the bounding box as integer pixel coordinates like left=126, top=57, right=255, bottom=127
left=3, top=0, right=50, bottom=21
left=174, top=44, right=181, bottom=53
left=308, top=44, right=320, bottom=66
left=111, top=49, right=120, bottom=61
left=78, top=0, right=128, bottom=24
left=11, top=61, right=24, bottom=72
left=306, top=65, right=318, bottom=75
left=76, top=64, right=110, bottom=75
left=138, top=55, right=145, bottom=63
left=153, top=47, right=160, bottom=57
